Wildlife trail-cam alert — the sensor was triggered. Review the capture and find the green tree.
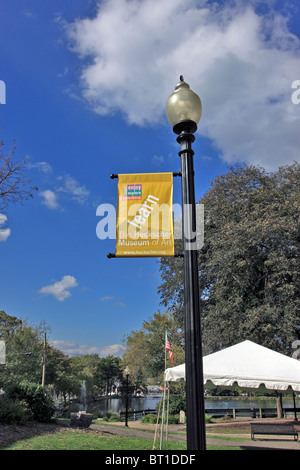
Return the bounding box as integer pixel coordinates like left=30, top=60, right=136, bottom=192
left=69, top=354, right=100, bottom=398
left=122, top=329, right=149, bottom=389
left=50, top=353, right=78, bottom=402
left=97, top=356, right=122, bottom=396
left=0, top=314, right=48, bottom=388
left=45, top=347, right=77, bottom=400
left=0, top=310, right=22, bottom=336
left=158, top=163, right=300, bottom=355
left=122, top=310, right=185, bottom=385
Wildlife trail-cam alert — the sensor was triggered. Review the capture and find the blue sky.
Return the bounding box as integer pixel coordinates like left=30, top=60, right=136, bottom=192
left=0, top=0, right=299, bottom=357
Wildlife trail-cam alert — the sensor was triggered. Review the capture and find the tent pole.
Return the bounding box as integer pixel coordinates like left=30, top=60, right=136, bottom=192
left=293, top=392, right=298, bottom=421
left=160, top=332, right=167, bottom=450
left=166, top=383, right=170, bottom=441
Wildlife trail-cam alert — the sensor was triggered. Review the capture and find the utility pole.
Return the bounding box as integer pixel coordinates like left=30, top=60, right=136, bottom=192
left=42, top=332, right=46, bottom=386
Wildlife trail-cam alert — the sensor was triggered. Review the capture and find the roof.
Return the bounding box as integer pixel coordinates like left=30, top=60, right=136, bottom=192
left=164, top=340, right=300, bottom=392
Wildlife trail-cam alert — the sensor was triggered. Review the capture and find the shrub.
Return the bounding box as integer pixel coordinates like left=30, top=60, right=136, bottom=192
left=156, top=394, right=186, bottom=415
left=141, top=412, right=181, bottom=425
left=140, top=414, right=157, bottom=424
left=90, top=410, right=104, bottom=419
left=167, top=414, right=180, bottom=424
left=6, top=381, right=54, bottom=422
left=102, top=410, right=119, bottom=422
left=119, top=407, right=135, bottom=422
left=0, top=396, right=32, bottom=424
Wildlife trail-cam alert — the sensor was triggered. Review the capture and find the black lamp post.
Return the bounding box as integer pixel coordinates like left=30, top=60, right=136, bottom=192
left=166, top=76, right=206, bottom=451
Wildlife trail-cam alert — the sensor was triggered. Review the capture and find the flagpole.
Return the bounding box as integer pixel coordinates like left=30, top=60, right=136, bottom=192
left=160, top=331, right=167, bottom=450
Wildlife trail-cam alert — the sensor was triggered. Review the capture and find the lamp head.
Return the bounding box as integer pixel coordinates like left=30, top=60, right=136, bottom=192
left=166, top=76, right=202, bottom=134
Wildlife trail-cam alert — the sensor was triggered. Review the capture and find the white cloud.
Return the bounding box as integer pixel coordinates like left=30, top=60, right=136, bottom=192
left=0, top=214, right=11, bottom=242
left=27, top=160, right=53, bottom=174
left=66, top=0, right=300, bottom=170
left=99, top=344, right=125, bottom=357
left=50, top=340, right=99, bottom=356
left=57, top=66, right=69, bottom=78
left=50, top=340, right=125, bottom=357
left=0, top=229, right=11, bottom=242
left=39, top=173, right=90, bottom=210
left=40, top=189, right=60, bottom=209
left=57, top=174, right=90, bottom=204
left=100, top=296, right=126, bottom=308
left=39, top=275, right=78, bottom=301
left=152, top=155, right=165, bottom=166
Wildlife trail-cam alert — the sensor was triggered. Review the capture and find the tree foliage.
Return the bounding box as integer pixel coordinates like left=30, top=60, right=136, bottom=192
left=158, top=163, right=300, bottom=355
left=6, top=381, right=54, bottom=422
left=122, top=310, right=185, bottom=385
left=0, top=312, right=48, bottom=388
left=0, top=311, right=123, bottom=400
left=96, top=355, right=123, bottom=396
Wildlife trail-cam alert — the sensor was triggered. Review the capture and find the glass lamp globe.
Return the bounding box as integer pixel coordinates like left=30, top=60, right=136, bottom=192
left=166, top=76, right=202, bottom=129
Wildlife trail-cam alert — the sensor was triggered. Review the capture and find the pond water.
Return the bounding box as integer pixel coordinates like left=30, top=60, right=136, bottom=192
left=85, top=395, right=298, bottom=418
left=88, top=396, right=161, bottom=415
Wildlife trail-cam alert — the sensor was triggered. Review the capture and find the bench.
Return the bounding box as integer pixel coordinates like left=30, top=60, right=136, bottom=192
left=251, top=423, right=298, bottom=441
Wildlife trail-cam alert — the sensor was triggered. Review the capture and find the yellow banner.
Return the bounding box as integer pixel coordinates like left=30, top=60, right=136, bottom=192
left=116, top=173, right=174, bottom=257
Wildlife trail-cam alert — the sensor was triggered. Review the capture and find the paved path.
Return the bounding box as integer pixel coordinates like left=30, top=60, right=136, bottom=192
left=90, top=422, right=300, bottom=450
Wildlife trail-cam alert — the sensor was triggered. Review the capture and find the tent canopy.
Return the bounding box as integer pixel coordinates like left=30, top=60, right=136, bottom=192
left=165, top=340, right=300, bottom=392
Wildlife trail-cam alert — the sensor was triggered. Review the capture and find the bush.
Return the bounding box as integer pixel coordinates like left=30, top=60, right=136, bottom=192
left=152, top=395, right=211, bottom=426
left=119, top=407, right=135, bottom=422
left=102, top=410, right=119, bottom=422
left=90, top=410, right=104, bottom=419
left=167, top=414, right=180, bottom=424
left=0, top=396, right=32, bottom=424
left=156, top=394, right=186, bottom=415
left=141, top=412, right=181, bottom=425
left=140, top=414, right=157, bottom=424
left=6, top=381, right=54, bottom=422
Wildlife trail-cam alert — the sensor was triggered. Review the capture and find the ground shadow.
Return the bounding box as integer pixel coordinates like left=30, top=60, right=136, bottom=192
left=0, top=420, right=68, bottom=449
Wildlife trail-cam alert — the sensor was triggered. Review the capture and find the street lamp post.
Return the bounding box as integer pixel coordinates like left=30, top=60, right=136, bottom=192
left=166, top=76, right=206, bottom=451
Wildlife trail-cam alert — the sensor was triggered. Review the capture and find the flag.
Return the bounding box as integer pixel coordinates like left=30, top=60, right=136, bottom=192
left=166, top=335, right=173, bottom=364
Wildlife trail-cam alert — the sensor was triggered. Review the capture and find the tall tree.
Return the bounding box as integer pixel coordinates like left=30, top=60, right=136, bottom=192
left=0, top=313, right=48, bottom=388
left=97, top=356, right=122, bottom=396
left=122, top=310, right=185, bottom=384
left=0, top=310, right=22, bottom=336
left=0, top=140, right=37, bottom=216
left=158, top=163, right=300, bottom=355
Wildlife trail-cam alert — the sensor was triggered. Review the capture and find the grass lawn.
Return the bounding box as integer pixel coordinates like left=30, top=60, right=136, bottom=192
left=0, top=428, right=242, bottom=451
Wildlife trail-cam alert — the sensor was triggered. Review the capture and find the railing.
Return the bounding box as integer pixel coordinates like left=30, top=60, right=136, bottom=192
left=119, top=408, right=156, bottom=420
left=119, top=407, right=300, bottom=420
left=205, top=407, right=300, bottom=419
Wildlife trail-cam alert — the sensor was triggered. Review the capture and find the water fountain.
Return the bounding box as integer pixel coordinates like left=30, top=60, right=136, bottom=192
left=80, top=380, right=87, bottom=411
left=70, top=381, right=93, bottom=428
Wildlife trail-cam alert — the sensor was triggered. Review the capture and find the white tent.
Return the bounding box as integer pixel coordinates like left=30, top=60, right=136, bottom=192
left=165, top=340, right=300, bottom=392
